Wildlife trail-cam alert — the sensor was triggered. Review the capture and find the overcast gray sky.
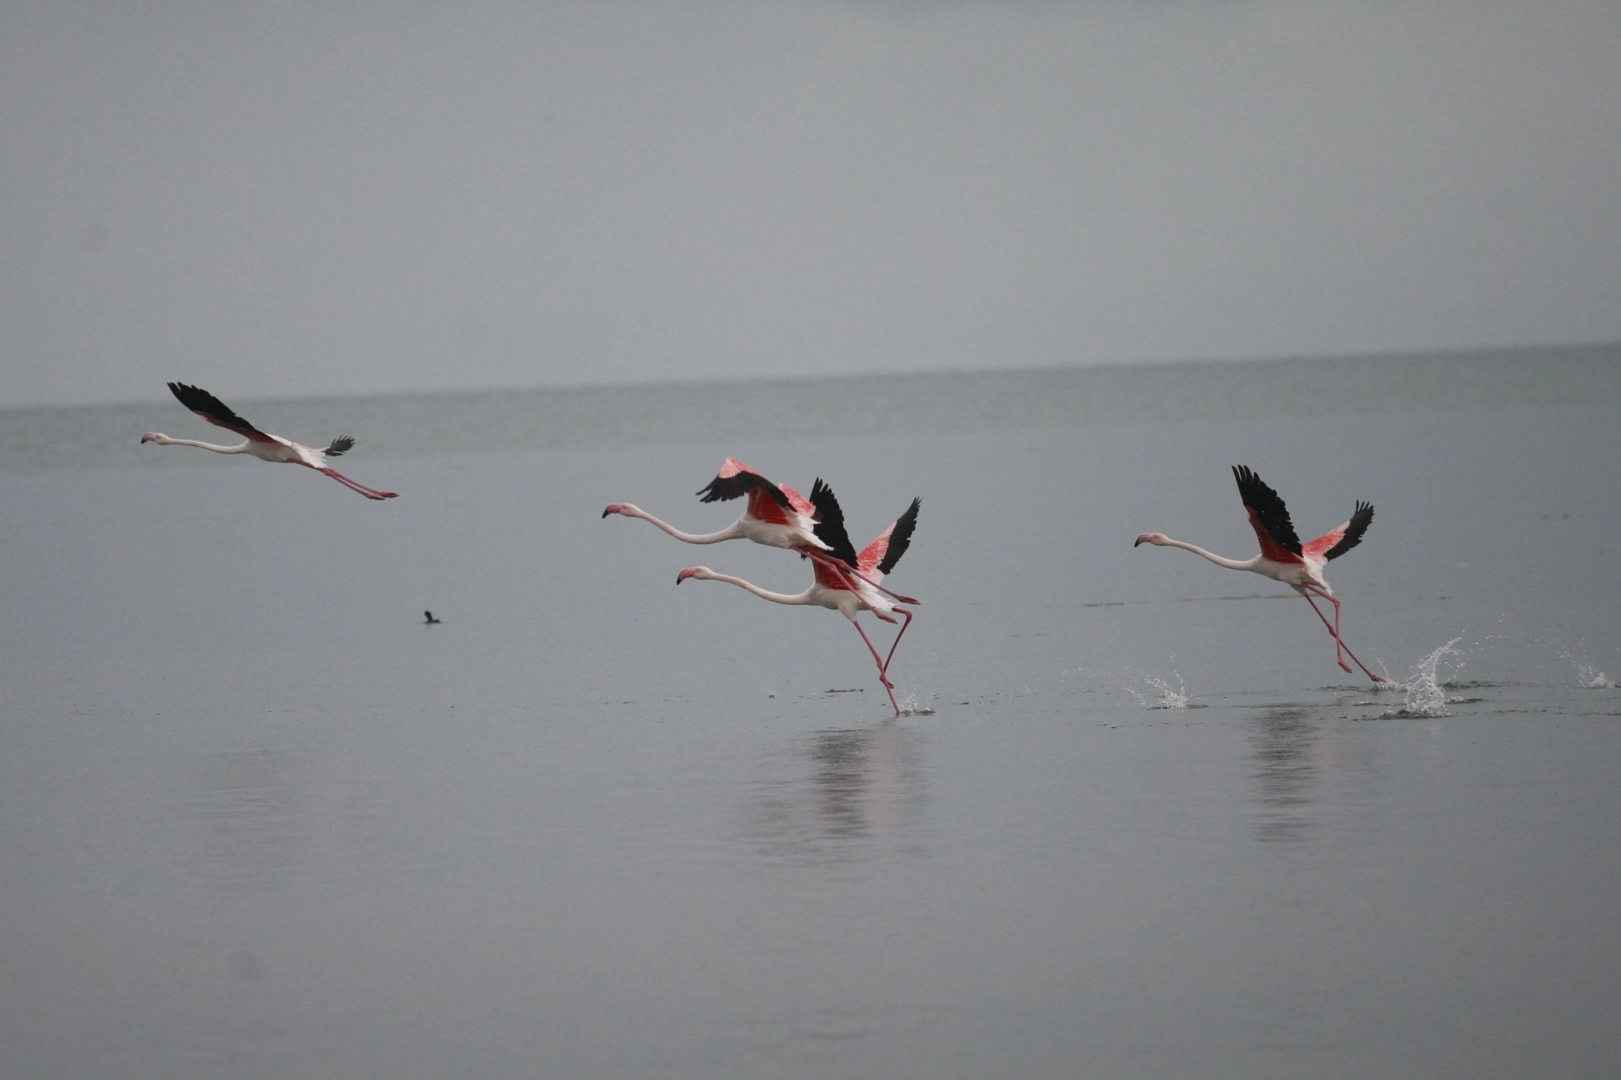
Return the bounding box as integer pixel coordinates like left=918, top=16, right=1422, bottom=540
left=4, top=0, right=1618, bottom=406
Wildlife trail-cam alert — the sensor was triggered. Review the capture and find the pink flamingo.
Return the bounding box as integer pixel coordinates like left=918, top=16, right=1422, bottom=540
left=604, top=459, right=917, bottom=604
left=1135, top=465, right=1385, bottom=683
left=678, top=487, right=921, bottom=714
left=141, top=383, right=397, bottom=500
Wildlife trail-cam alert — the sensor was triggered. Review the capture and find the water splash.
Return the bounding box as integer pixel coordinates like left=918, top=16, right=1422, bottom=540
left=895, top=689, right=937, bottom=716
left=1559, top=647, right=1614, bottom=689
left=1122, top=670, right=1190, bottom=710
left=1367, top=659, right=1400, bottom=688
left=1576, top=664, right=1615, bottom=690
left=1388, top=638, right=1463, bottom=717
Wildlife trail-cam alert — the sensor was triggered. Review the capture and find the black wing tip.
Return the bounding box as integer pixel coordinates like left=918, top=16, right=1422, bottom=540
left=892, top=496, right=921, bottom=544
left=325, top=435, right=355, bottom=457
left=168, top=381, right=223, bottom=404
left=1231, top=463, right=1265, bottom=492
left=1231, top=464, right=1263, bottom=505
left=809, top=479, right=858, bottom=566
left=167, top=381, right=208, bottom=405
left=1324, top=500, right=1376, bottom=561
left=165, top=381, right=265, bottom=434
left=1230, top=463, right=1270, bottom=506
left=1231, top=463, right=1303, bottom=555
left=694, top=475, right=729, bottom=503
left=877, top=497, right=922, bottom=575
left=696, top=469, right=789, bottom=507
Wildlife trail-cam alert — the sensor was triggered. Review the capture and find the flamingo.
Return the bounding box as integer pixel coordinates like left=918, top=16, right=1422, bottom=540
left=678, top=486, right=921, bottom=714
left=1134, top=465, right=1386, bottom=683
left=423, top=611, right=441, bottom=625
left=141, top=382, right=398, bottom=500
left=603, top=458, right=917, bottom=605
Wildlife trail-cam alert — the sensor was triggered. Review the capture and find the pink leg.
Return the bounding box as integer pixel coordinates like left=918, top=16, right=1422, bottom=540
left=1301, top=588, right=1386, bottom=683
left=319, top=467, right=399, bottom=500
left=881, top=607, right=914, bottom=676
left=850, top=619, right=901, bottom=714
left=1300, top=590, right=1351, bottom=671
left=804, top=548, right=918, bottom=605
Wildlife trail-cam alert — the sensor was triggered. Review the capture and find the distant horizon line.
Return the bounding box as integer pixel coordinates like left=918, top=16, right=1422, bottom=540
left=7, top=338, right=1618, bottom=413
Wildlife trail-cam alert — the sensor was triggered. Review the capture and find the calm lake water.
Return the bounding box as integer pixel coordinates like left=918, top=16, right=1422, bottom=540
left=3, top=347, right=1620, bottom=1079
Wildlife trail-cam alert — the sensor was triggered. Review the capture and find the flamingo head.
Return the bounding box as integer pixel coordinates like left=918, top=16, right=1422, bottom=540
left=140, top=432, right=168, bottom=444
left=675, top=566, right=713, bottom=585
left=602, top=502, right=638, bottom=519
left=1134, top=532, right=1168, bottom=547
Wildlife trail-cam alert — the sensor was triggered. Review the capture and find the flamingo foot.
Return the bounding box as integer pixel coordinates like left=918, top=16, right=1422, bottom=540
left=1338, top=658, right=1353, bottom=673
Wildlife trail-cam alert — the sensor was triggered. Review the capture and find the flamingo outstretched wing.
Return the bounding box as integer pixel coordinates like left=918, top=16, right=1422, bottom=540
left=807, top=479, right=859, bottom=567
left=1304, top=501, right=1374, bottom=561
left=166, top=382, right=275, bottom=443
left=858, top=497, right=921, bottom=581
left=696, top=458, right=796, bottom=526
left=806, top=481, right=922, bottom=606
left=1232, top=465, right=1303, bottom=562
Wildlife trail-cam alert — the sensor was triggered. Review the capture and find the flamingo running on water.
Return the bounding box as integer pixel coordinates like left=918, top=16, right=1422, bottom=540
left=141, top=382, right=398, bottom=500
left=678, top=483, right=921, bottom=714
left=604, top=458, right=917, bottom=604
left=1134, top=465, right=1386, bottom=683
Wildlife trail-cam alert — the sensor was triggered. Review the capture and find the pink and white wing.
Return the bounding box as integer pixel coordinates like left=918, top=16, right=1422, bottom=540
left=696, top=459, right=784, bottom=505
left=695, top=459, right=800, bottom=532
left=857, top=497, right=921, bottom=583
left=1303, top=501, right=1374, bottom=562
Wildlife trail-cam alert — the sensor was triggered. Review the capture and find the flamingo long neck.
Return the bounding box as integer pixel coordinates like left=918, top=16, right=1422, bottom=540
left=631, top=508, right=741, bottom=545
left=161, top=437, right=251, bottom=454
left=1159, top=537, right=1257, bottom=573
left=705, top=571, right=814, bottom=606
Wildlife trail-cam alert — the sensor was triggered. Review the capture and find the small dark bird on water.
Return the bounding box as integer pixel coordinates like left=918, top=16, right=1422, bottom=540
left=423, top=611, right=441, bottom=625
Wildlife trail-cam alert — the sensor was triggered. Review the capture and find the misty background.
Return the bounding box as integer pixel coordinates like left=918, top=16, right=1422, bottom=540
left=4, top=0, right=1619, bottom=408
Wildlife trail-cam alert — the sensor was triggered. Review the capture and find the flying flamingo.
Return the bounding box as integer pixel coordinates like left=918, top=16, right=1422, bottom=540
left=141, top=382, right=398, bottom=500
left=1134, top=465, right=1385, bottom=683
left=604, top=458, right=917, bottom=604
left=677, top=486, right=921, bottom=714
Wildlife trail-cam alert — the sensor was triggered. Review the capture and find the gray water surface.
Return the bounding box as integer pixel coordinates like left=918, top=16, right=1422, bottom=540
left=3, top=350, right=1619, bottom=1078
